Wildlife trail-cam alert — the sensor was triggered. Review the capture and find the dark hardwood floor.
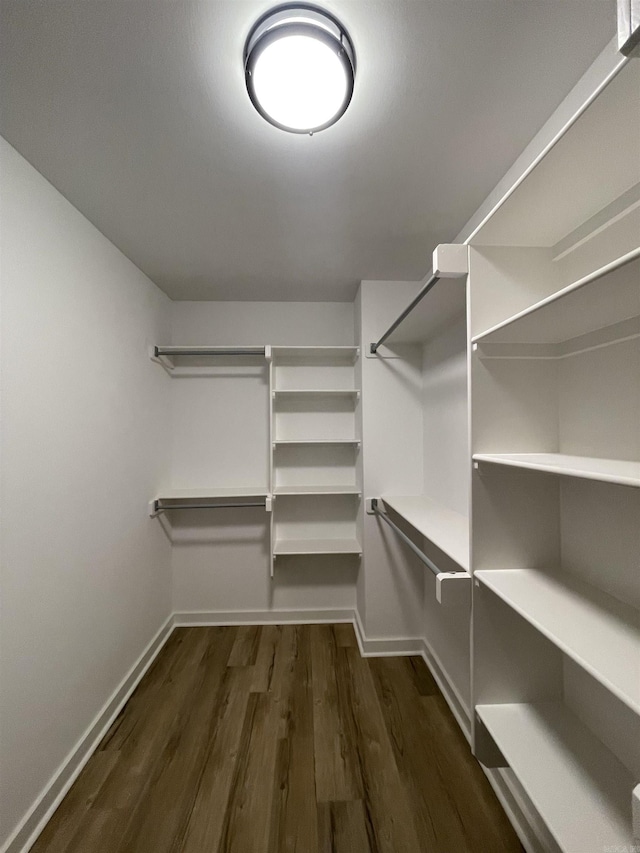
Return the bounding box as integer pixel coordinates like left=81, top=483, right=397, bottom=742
left=33, top=625, right=523, bottom=852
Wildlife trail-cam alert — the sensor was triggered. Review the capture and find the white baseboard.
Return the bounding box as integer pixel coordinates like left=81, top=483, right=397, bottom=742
left=173, top=608, right=355, bottom=627
left=352, top=608, right=423, bottom=657
left=2, top=614, right=175, bottom=853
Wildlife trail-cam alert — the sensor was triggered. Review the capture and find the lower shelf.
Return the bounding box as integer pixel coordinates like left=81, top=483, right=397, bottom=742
left=273, top=538, right=362, bottom=556
left=274, top=485, right=360, bottom=495
left=380, top=495, right=469, bottom=570
left=476, top=569, right=640, bottom=715
left=476, top=702, right=635, bottom=852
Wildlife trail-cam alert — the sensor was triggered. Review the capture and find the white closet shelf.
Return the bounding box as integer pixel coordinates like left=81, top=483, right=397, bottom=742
left=273, top=439, right=360, bottom=447
left=271, top=346, right=359, bottom=360
left=473, top=453, right=640, bottom=488
left=273, top=538, right=362, bottom=556
left=378, top=278, right=466, bottom=347
left=476, top=569, right=640, bottom=714
left=380, top=495, right=469, bottom=570
left=469, top=62, right=640, bottom=247
left=475, top=702, right=635, bottom=852
left=273, top=389, right=359, bottom=397
left=274, top=485, right=361, bottom=496
left=155, top=487, right=269, bottom=500
left=472, top=249, right=640, bottom=347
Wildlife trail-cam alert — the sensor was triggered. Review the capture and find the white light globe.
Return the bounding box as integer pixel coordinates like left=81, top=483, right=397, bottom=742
left=252, top=34, right=348, bottom=131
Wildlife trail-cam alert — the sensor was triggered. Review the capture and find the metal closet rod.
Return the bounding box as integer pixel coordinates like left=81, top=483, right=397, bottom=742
left=154, top=346, right=266, bottom=357
left=371, top=498, right=442, bottom=577
left=154, top=499, right=266, bottom=513
left=369, top=273, right=441, bottom=354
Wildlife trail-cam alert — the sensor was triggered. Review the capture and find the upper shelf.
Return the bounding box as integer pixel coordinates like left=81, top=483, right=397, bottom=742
left=380, top=495, right=469, bottom=570
left=155, top=486, right=269, bottom=501
left=376, top=279, right=466, bottom=348
left=473, top=453, right=640, bottom=489
left=476, top=569, right=640, bottom=715
left=471, top=60, right=640, bottom=248
left=472, top=250, right=640, bottom=349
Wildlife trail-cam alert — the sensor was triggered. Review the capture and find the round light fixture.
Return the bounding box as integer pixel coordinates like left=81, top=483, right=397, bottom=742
left=244, top=5, right=355, bottom=134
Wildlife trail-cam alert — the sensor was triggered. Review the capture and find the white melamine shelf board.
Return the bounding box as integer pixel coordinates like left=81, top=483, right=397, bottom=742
left=470, top=61, right=640, bottom=247
left=472, top=250, right=640, bottom=345
left=475, top=702, right=635, bottom=851
left=379, top=278, right=466, bottom=347
left=380, top=495, right=469, bottom=570
left=274, top=439, right=360, bottom=446
left=274, top=485, right=361, bottom=495
left=273, top=389, right=359, bottom=397
left=155, top=487, right=269, bottom=500
left=473, top=453, right=640, bottom=488
left=272, top=346, right=359, bottom=360
left=476, top=569, right=640, bottom=715
left=154, top=346, right=264, bottom=354
left=273, top=538, right=362, bottom=555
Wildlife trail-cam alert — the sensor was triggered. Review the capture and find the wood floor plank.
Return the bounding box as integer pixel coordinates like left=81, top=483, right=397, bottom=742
left=340, top=647, right=424, bottom=853
left=311, top=625, right=363, bottom=802
left=113, top=627, right=238, bottom=853
left=368, top=657, right=522, bottom=853
left=405, top=654, right=439, bottom=696
left=318, top=800, right=373, bottom=853
left=423, top=694, right=523, bottom=852
left=180, top=666, right=255, bottom=853
left=227, top=624, right=261, bottom=666
left=269, top=626, right=318, bottom=853
left=32, top=624, right=524, bottom=853
left=251, top=624, right=280, bottom=692
left=219, top=625, right=298, bottom=852
left=333, top=622, right=357, bottom=648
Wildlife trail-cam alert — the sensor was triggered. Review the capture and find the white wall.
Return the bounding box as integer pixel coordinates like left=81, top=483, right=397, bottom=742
left=359, top=281, right=425, bottom=639
left=0, top=139, right=172, bottom=851
left=168, top=301, right=358, bottom=615
left=422, top=316, right=469, bottom=517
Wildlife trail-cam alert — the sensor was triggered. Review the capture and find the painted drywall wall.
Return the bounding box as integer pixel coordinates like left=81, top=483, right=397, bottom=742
left=359, top=281, right=425, bottom=640
left=422, top=316, right=469, bottom=517
left=0, top=139, right=172, bottom=850
left=168, top=301, right=359, bottom=614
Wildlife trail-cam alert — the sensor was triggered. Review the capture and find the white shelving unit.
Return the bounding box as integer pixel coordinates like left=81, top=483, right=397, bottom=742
left=270, top=347, right=362, bottom=568
left=380, top=495, right=469, bottom=570
left=469, top=57, right=640, bottom=852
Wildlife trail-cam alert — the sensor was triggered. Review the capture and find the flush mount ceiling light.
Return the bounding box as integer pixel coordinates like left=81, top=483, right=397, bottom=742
left=244, top=5, right=355, bottom=134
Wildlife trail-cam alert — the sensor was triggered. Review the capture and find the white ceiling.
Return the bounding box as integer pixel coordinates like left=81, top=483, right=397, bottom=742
left=0, top=1, right=614, bottom=301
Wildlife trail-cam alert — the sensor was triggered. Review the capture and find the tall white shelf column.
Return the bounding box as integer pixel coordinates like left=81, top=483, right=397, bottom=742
left=468, top=55, right=640, bottom=853
left=270, top=347, right=362, bottom=570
